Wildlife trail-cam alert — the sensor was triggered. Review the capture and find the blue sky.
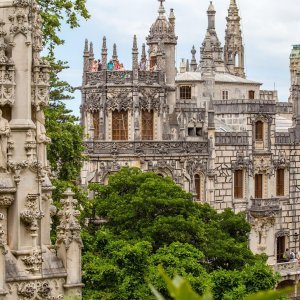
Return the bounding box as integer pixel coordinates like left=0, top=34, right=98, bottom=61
left=54, top=0, right=300, bottom=117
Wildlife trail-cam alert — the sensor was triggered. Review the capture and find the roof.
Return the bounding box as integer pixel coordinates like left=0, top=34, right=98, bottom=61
left=176, top=71, right=261, bottom=85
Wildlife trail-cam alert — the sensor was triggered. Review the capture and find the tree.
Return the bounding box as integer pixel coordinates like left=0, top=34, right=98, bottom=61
left=83, top=168, right=279, bottom=299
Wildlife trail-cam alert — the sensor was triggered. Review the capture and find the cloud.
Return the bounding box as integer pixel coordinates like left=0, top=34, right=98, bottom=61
left=57, top=0, right=300, bottom=115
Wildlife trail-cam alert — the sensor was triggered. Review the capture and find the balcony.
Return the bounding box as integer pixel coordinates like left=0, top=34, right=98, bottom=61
left=249, top=197, right=281, bottom=217
left=272, top=261, right=300, bottom=277
left=84, top=141, right=208, bottom=156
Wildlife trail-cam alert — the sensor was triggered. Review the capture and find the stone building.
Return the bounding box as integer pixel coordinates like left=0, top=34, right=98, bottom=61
left=290, top=45, right=300, bottom=85
left=80, top=0, right=300, bottom=293
left=0, top=0, right=82, bottom=299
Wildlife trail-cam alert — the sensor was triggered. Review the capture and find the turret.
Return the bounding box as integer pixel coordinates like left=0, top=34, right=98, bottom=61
left=82, top=39, right=89, bottom=85
left=132, top=35, right=139, bottom=71
left=112, top=43, right=118, bottom=64
left=224, top=0, right=245, bottom=78
left=200, top=1, right=226, bottom=73
left=88, top=41, right=94, bottom=71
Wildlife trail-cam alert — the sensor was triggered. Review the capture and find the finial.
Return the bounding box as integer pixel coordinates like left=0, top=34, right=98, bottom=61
left=207, top=1, right=215, bottom=13
left=84, top=39, right=88, bottom=52
left=102, top=36, right=107, bottom=50
left=169, top=8, right=175, bottom=20
left=230, top=0, right=237, bottom=6
left=89, top=42, right=94, bottom=56
left=158, top=0, right=165, bottom=15
left=132, top=35, right=138, bottom=51
left=142, top=43, right=146, bottom=60
left=190, top=45, right=197, bottom=72
left=112, top=43, right=118, bottom=63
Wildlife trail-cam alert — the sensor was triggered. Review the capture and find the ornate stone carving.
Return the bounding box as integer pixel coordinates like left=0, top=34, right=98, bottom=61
left=253, top=155, right=272, bottom=176
left=0, top=213, right=6, bottom=252
left=139, top=88, right=161, bottom=112
left=273, top=151, right=290, bottom=170
left=85, top=89, right=101, bottom=112
left=17, top=282, right=35, bottom=299
left=186, top=158, right=206, bottom=176
left=21, top=248, right=43, bottom=273
left=20, top=194, right=44, bottom=233
left=56, top=189, right=82, bottom=250
left=8, top=160, right=29, bottom=184
left=106, top=88, right=133, bottom=111
left=0, top=110, right=10, bottom=171
left=0, top=195, right=14, bottom=207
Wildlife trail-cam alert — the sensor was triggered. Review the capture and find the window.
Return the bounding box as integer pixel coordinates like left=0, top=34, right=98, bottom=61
left=180, top=86, right=192, bottom=100
left=234, top=170, right=243, bottom=199
left=150, top=56, right=157, bottom=70
left=255, top=174, right=263, bottom=198
left=112, top=111, right=128, bottom=140
left=249, top=90, right=255, bottom=99
left=255, top=121, right=263, bottom=141
left=93, top=112, right=100, bottom=140
left=141, top=110, right=154, bottom=140
left=222, top=90, right=229, bottom=100
left=188, top=127, right=194, bottom=136
left=196, top=127, right=202, bottom=136
left=194, top=174, right=201, bottom=201
left=276, top=169, right=285, bottom=196
left=277, top=236, right=286, bottom=262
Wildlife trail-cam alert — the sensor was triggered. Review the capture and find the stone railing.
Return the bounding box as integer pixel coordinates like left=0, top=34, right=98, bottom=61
left=260, top=90, right=278, bottom=101
left=84, top=141, right=208, bottom=156
left=249, top=197, right=281, bottom=217
left=85, top=70, right=162, bottom=86
left=215, top=132, right=248, bottom=146
left=272, top=261, right=299, bottom=274
left=214, top=99, right=276, bottom=114
left=276, top=102, right=293, bottom=114
left=275, top=132, right=292, bottom=145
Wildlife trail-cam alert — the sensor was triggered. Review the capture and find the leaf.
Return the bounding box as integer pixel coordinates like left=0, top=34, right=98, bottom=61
left=244, top=287, right=293, bottom=300
left=149, top=284, right=166, bottom=300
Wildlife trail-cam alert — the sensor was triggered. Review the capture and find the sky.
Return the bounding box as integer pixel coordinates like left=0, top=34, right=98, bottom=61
left=55, top=0, right=300, bottom=117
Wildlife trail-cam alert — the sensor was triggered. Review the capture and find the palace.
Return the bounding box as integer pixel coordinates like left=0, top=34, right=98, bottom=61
left=80, top=0, right=300, bottom=292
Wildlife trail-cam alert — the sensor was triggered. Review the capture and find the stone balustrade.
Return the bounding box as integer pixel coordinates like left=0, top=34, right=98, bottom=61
left=272, top=261, right=299, bottom=274
left=276, top=132, right=292, bottom=145
left=85, top=70, right=162, bottom=86
left=84, top=141, right=208, bottom=156
left=249, top=197, right=281, bottom=217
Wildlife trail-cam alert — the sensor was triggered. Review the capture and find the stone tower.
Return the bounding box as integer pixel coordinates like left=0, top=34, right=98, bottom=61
left=146, top=0, right=177, bottom=111
left=224, top=0, right=245, bottom=78
left=290, top=45, right=300, bottom=85
left=200, top=2, right=226, bottom=73
left=0, top=0, right=82, bottom=299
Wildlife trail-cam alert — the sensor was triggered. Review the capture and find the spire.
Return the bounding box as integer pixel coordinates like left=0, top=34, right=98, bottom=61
left=141, top=43, right=146, bottom=61
left=84, top=39, right=89, bottom=53
left=207, top=1, right=216, bottom=30
left=169, top=8, right=175, bottom=30
left=190, top=45, right=197, bottom=72
left=112, top=43, right=118, bottom=64
left=132, top=35, right=139, bottom=70
left=101, top=36, right=108, bottom=70
left=158, top=0, right=166, bottom=16
left=89, top=42, right=94, bottom=58
left=224, top=0, right=245, bottom=78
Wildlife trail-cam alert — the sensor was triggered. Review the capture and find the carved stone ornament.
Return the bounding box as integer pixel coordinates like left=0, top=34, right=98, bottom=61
left=253, top=155, right=272, bottom=176
left=0, top=213, right=6, bottom=253
left=106, top=88, right=133, bottom=111
left=231, top=150, right=252, bottom=172
left=20, top=194, right=44, bottom=233
left=85, top=89, right=102, bottom=112
left=273, top=151, right=290, bottom=170
left=186, top=158, right=206, bottom=177
left=139, top=88, right=162, bottom=112
left=0, top=195, right=14, bottom=207
left=17, top=280, right=63, bottom=300
left=21, top=248, right=43, bottom=273
left=56, top=189, right=82, bottom=250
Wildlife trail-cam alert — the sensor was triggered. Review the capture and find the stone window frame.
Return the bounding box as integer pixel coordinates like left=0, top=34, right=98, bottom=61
left=179, top=85, right=192, bottom=100
left=252, top=115, right=272, bottom=151
left=275, top=230, right=290, bottom=263
left=222, top=90, right=229, bottom=100
left=249, top=90, right=255, bottom=100
left=233, top=169, right=244, bottom=199
left=187, top=122, right=203, bottom=137
left=141, top=110, right=154, bottom=140
left=194, top=172, right=205, bottom=202
left=112, top=110, right=128, bottom=141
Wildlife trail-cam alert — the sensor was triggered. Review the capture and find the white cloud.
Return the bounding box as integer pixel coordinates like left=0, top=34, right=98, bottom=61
left=57, top=0, right=300, bottom=115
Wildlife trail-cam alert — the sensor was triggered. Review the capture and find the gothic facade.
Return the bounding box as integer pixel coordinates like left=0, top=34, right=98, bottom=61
left=81, top=0, right=300, bottom=290
left=0, top=0, right=82, bottom=299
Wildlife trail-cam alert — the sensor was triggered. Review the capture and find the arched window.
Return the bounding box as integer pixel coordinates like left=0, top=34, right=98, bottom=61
left=141, top=110, right=154, bottom=140
left=112, top=111, right=128, bottom=140
left=255, top=121, right=263, bottom=141
left=93, top=112, right=100, bottom=140
left=194, top=174, right=202, bottom=201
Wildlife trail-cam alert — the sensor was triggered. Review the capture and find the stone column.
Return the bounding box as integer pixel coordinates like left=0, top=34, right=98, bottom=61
left=56, top=189, right=83, bottom=298
left=0, top=213, right=7, bottom=297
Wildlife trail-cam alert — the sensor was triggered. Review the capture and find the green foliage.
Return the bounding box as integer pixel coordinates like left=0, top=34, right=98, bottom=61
left=83, top=168, right=279, bottom=299
left=151, top=268, right=290, bottom=300
left=38, top=0, right=90, bottom=54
